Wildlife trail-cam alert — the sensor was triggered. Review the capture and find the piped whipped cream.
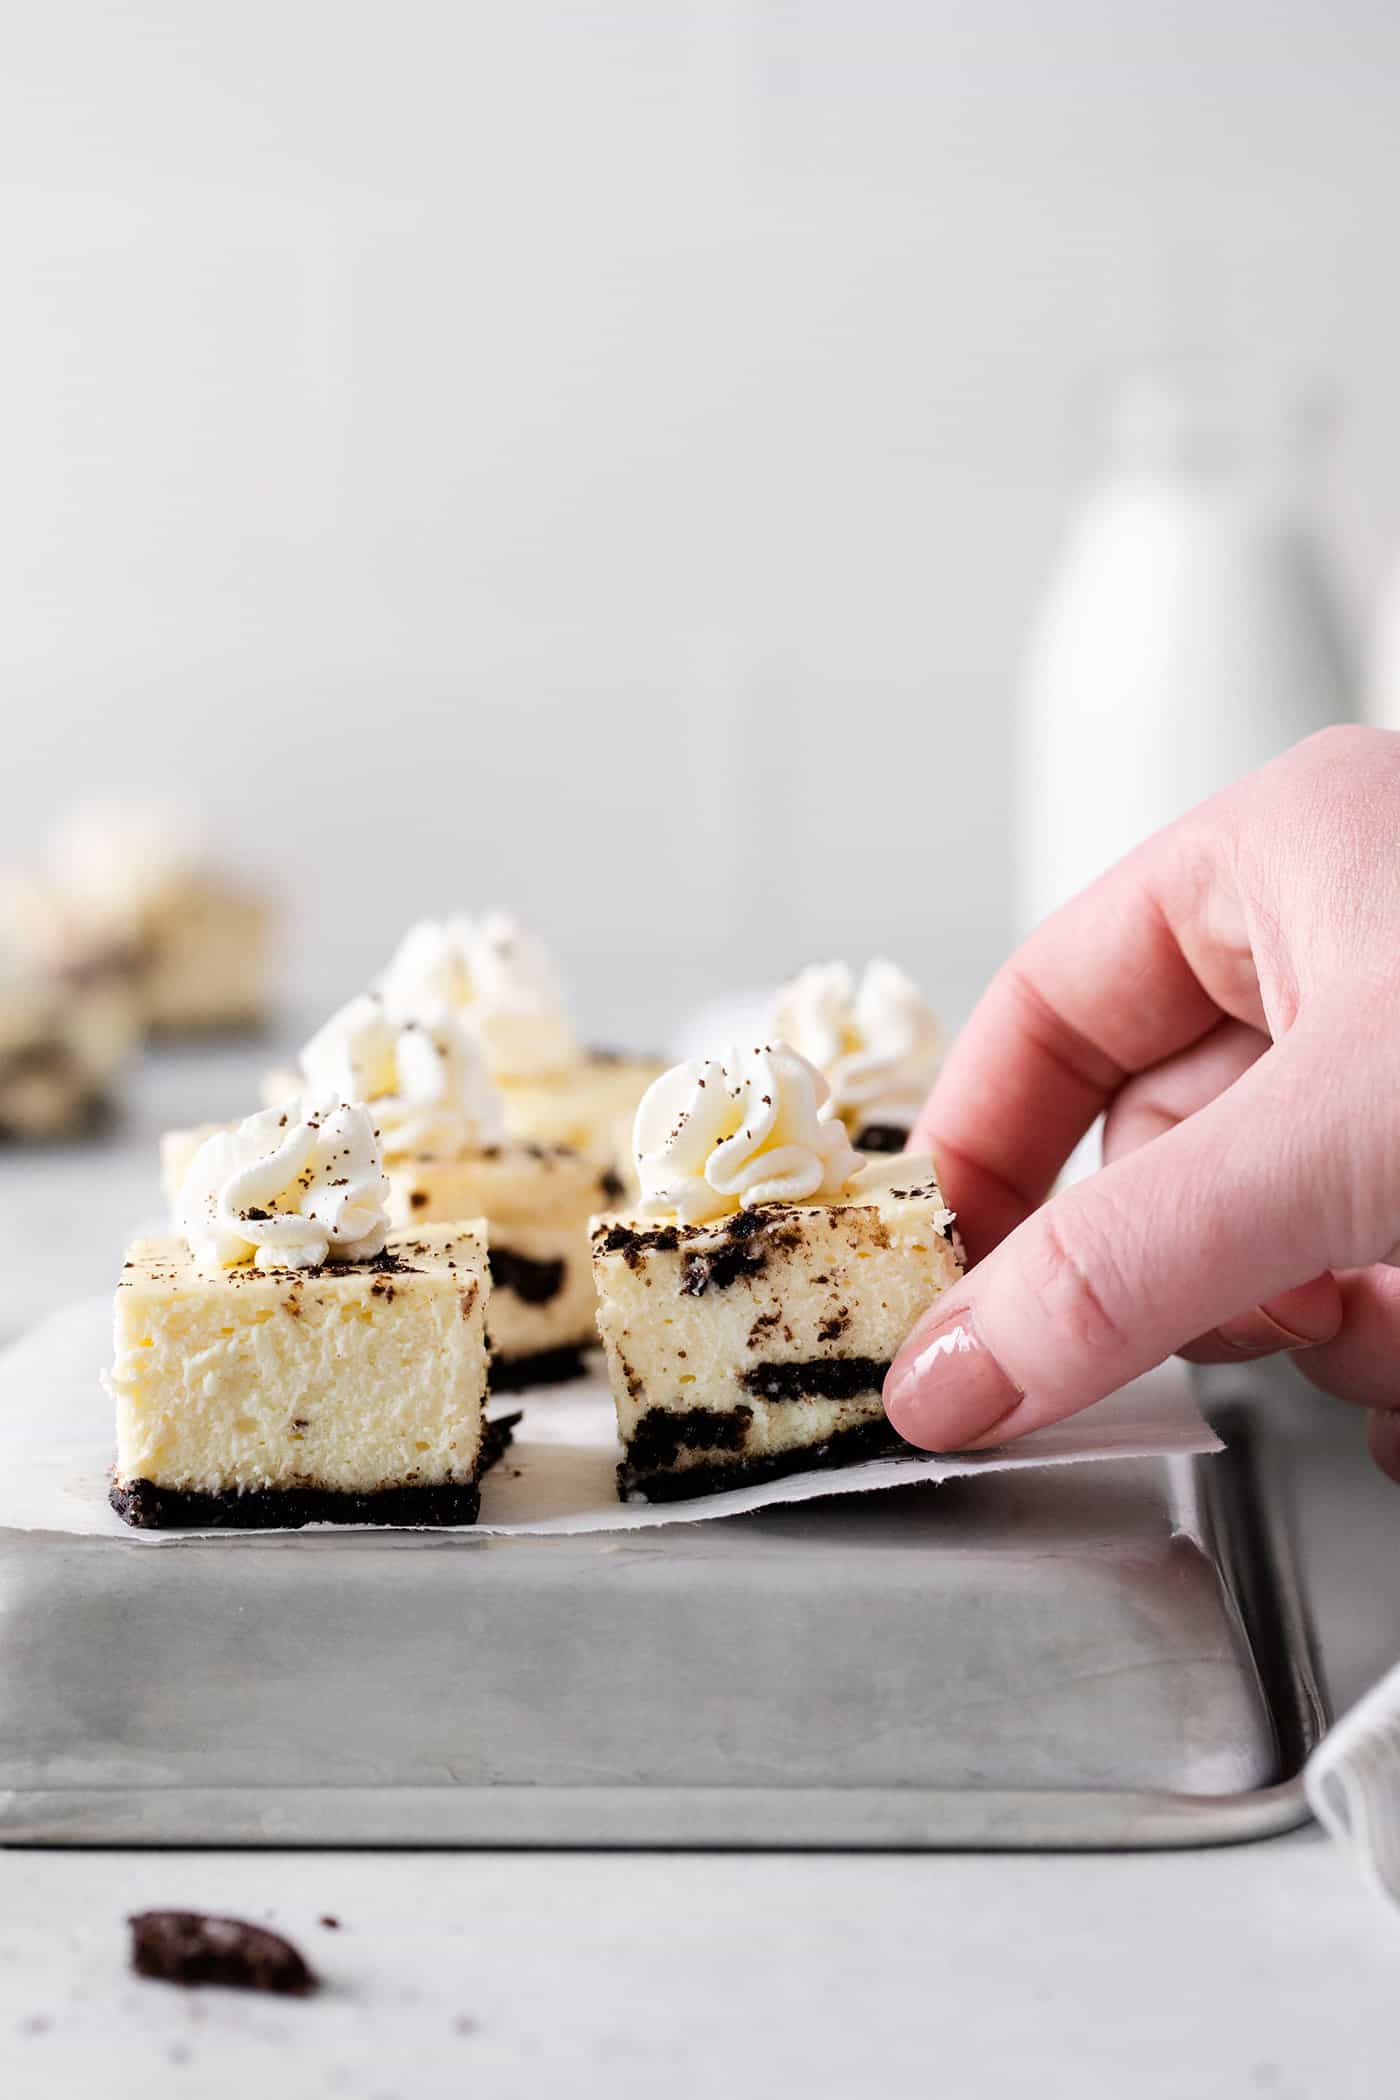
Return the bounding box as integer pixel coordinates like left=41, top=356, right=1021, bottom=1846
left=298, top=993, right=504, bottom=1160
left=634, top=1041, right=863, bottom=1226
left=378, top=913, right=579, bottom=1081
left=178, top=1099, right=390, bottom=1270
left=772, top=959, right=944, bottom=1137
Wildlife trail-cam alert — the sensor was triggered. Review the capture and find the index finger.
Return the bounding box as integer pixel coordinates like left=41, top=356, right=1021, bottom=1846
left=913, top=819, right=1251, bottom=1261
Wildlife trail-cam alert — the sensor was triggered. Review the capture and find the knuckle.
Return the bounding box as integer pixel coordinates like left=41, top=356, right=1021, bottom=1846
left=1018, top=1207, right=1130, bottom=1363
left=1289, top=722, right=1389, bottom=778
left=1296, top=722, right=1368, bottom=763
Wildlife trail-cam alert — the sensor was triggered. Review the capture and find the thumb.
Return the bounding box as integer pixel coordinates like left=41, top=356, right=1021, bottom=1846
left=885, top=1042, right=1343, bottom=1450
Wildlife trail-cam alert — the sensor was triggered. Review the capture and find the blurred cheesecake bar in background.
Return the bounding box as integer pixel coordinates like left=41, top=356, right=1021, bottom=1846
left=0, top=970, right=127, bottom=1141
left=592, top=1041, right=964, bottom=1501
left=110, top=1100, right=499, bottom=1530
left=374, top=913, right=664, bottom=1174
left=771, top=958, right=945, bottom=1154
left=0, top=867, right=142, bottom=1140
left=164, top=990, right=615, bottom=1387
left=48, top=796, right=277, bottom=1037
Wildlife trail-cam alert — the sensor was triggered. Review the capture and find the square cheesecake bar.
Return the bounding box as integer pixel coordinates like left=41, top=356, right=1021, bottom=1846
left=48, top=802, right=276, bottom=1038
left=593, top=1152, right=963, bottom=1501
left=109, top=1223, right=496, bottom=1529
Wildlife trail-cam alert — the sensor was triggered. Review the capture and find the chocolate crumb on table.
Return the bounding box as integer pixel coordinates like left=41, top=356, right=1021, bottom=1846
left=128, top=1911, right=319, bottom=1995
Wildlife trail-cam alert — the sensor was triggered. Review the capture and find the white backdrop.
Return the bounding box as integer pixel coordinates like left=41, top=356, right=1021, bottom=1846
left=2, top=0, right=1397, bottom=1043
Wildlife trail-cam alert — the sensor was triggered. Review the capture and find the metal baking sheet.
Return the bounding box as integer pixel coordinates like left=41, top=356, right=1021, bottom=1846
left=0, top=1402, right=1323, bottom=1849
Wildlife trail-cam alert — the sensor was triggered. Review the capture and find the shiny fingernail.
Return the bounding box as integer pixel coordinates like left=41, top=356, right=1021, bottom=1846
left=883, top=1301, right=1023, bottom=1452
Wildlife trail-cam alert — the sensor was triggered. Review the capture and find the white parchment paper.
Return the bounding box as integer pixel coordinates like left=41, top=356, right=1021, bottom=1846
left=0, top=1296, right=1221, bottom=1543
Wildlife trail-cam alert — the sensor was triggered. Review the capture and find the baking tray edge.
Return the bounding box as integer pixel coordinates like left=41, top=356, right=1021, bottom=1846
left=0, top=1399, right=1327, bottom=1851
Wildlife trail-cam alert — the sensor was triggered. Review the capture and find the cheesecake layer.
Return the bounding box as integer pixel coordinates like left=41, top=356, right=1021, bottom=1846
left=109, top=1224, right=491, bottom=1513
left=165, top=1130, right=612, bottom=1381
left=498, top=1051, right=665, bottom=1164
left=592, top=1154, right=963, bottom=1499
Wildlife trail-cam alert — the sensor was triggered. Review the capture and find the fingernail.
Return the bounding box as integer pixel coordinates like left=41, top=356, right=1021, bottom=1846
left=1213, top=1307, right=1316, bottom=1357
left=884, top=1300, right=1023, bottom=1451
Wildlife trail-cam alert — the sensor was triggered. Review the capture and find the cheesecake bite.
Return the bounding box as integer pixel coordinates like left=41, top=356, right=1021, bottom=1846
left=50, top=797, right=276, bottom=1037
left=772, top=958, right=945, bottom=1153
left=109, top=1098, right=496, bottom=1529
left=0, top=868, right=142, bottom=1139
left=592, top=1042, right=964, bottom=1501
left=0, top=971, right=124, bottom=1142
left=164, top=991, right=613, bottom=1386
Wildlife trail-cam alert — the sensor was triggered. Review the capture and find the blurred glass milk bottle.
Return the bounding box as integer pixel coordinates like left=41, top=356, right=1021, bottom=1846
left=1367, top=555, right=1400, bottom=730
left=1017, top=375, right=1353, bottom=933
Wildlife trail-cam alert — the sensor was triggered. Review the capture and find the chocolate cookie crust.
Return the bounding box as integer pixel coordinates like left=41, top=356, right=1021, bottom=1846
left=111, top=1414, right=518, bottom=1531
left=619, top=1412, right=905, bottom=1502
left=111, top=1476, right=486, bottom=1531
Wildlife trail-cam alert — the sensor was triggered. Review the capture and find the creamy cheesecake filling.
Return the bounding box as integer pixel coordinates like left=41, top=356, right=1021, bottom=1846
left=495, top=1052, right=665, bottom=1181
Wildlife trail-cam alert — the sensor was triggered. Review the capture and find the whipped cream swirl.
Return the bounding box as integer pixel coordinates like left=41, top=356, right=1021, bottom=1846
left=298, top=993, right=503, bottom=1159
left=178, top=1099, right=390, bottom=1270
left=634, top=1041, right=863, bottom=1226
left=378, top=913, right=579, bottom=1081
left=773, top=959, right=944, bottom=1137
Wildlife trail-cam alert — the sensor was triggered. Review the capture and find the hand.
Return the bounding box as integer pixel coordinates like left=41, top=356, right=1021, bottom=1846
left=883, top=726, right=1400, bottom=1482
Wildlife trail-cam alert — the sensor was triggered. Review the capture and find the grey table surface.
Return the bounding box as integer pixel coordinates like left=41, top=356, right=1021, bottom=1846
left=3, top=1040, right=1399, bottom=2098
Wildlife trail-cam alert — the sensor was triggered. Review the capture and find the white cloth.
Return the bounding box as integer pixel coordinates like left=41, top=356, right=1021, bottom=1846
left=1306, top=1662, right=1400, bottom=1912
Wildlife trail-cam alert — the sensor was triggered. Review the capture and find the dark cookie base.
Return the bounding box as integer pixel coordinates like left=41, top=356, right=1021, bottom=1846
left=618, top=1411, right=906, bottom=1503
left=111, top=1415, right=518, bottom=1532
left=129, top=1911, right=317, bottom=1995
left=112, top=1475, right=484, bottom=1532
left=488, top=1343, right=589, bottom=1392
